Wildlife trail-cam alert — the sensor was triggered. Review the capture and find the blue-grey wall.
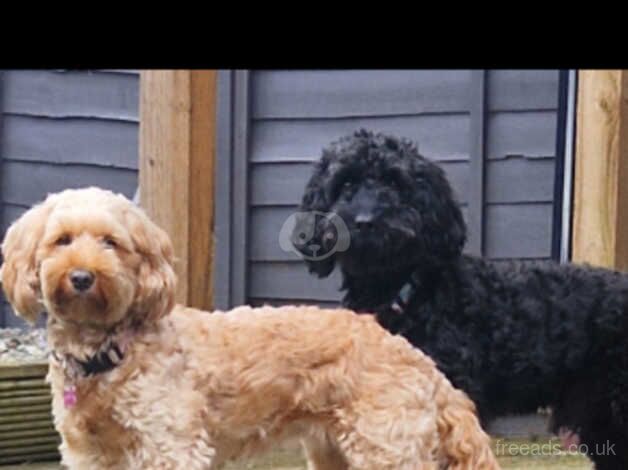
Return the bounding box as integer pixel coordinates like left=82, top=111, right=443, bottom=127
left=0, top=70, right=140, bottom=327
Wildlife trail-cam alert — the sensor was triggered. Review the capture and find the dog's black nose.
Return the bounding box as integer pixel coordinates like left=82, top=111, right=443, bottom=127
left=70, top=270, right=95, bottom=292
left=355, top=213, right=374, bottom=230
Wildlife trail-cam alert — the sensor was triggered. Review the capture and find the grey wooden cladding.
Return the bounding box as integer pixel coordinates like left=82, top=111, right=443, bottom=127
left=251, top=115, right=470, bottom=162
left=3, top=70, right=139, bottom=121
left=2, top=161, right=137, bottom=206
left=3, top=115, right=139, bottom=169
left=486, top=70, right=560, bottom=111
left=249, top=263, right=344, bottom=301
left=249, top=112, right=557, bottom=164
left=486, top=157, right=555, bottom=203
left=252, top=70, right=473, bottom=119
left=1, top=204, right=26, bottom=237
left=252, top=69, right=559, bottom=119
left=487, top=111, right=557, bottom=159
left=485, top=204, right=554, bottom=259
left=241, top=69, right=562, bottom=307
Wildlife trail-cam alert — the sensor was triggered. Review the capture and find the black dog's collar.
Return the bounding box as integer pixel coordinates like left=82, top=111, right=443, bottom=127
left=390, top=271, right=422, bottom=314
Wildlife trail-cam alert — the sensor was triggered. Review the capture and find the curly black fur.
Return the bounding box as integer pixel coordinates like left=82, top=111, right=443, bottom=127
left=295, top=129, right=628, bottom=469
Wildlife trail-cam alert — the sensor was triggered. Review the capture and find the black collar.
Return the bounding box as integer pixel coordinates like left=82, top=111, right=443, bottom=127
left=76, top=343, right=124, bottom=376
left=53, top=342, right=125, bottom=378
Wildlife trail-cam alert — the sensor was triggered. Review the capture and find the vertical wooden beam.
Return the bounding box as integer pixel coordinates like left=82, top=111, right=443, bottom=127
left=139, top=70, right=216, bottom=309
left=572, top=70, right=628, bottom=270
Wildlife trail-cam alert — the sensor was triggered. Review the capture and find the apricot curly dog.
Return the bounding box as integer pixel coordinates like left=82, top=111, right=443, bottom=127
left=0, top=187, right=498, bottom=469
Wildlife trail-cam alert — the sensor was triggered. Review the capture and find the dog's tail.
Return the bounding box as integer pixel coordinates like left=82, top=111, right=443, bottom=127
left=435, top=376, right=500, bottom=469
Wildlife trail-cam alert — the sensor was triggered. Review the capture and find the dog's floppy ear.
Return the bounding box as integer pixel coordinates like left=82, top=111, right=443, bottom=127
left=124, top=206, right=177, bottom=322
left=412, top=160, right=467, bottom=264
left=295, top=158, right=339, bottom=278
left=300, top=158, right=339, bottom=213
left=1, top=197, right=57, bottom=323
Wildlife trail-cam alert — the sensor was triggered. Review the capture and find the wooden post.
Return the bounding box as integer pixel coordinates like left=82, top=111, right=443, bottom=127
left=572, top=70, right=628, bottom=270
left=139, top=70, right=216, bottom=309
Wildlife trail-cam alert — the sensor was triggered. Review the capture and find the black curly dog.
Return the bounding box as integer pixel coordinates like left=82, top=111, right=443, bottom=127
left=294, top=129, right=628, bottom=469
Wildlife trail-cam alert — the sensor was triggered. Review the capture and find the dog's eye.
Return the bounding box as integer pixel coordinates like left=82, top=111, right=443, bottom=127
left=343, top=181, right=354, bottom=191
left=55, top=234, right=72, bottom=246
left=103, top=237, right=118, bottom=249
